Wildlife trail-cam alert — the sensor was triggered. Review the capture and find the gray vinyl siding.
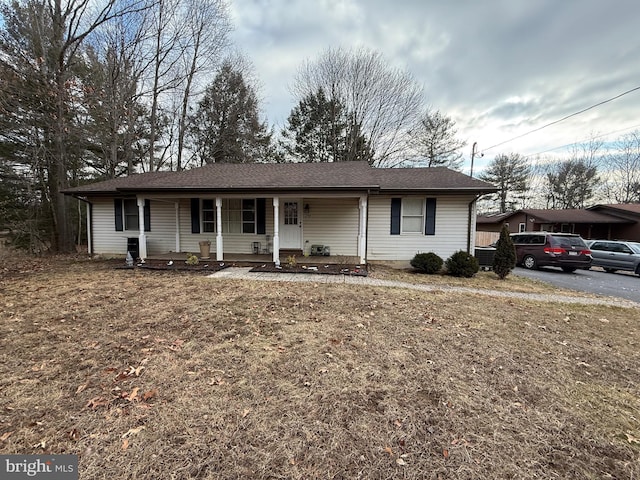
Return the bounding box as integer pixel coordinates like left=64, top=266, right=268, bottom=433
left=301, top=198, right=359, bottom=256
left=367, top=195, right=473, bottom=261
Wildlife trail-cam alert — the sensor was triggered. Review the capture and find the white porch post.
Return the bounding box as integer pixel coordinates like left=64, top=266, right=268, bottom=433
left=174, top=201, right=181, bottom=252
left=358, top=196, right=367, bottom=264
left=272, top=197, right=280, bottom=263
left=216, top=197, right=223, bottom=261
left=137, top=197, right=147, bottom=261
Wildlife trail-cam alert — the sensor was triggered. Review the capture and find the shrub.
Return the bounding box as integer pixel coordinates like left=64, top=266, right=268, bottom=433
left=445, top=250, right=479, bottom=277
left=493, top=225, right=516, bottom=279
left=185, top=253, right=199, bottom=265
left=410, top=252, right=443, bottom=274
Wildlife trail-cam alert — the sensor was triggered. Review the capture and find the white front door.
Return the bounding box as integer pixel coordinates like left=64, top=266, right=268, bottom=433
left=280, top=200, right=301, bottom=249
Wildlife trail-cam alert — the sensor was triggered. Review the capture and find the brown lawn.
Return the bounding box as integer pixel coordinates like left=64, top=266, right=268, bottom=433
left=1, top=254, right=639, bottom=479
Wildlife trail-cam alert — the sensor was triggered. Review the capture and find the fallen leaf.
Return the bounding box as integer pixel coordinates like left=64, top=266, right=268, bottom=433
left=142, top=389, right=157, bottom=401
left=396, top=458, right=406, bottom=466
left=127, top=387, right=139, bottom=402
left=75, top=383, right=88, bottom=395
left=625, top=432, right=640, bottom=444
left=121, top=426, right=145, bottom=438
left=121, top=438, right=129, bottom=450
left=241, top=408, right=251, bottom=418
left=383, top=445, right=394, bottom=456
left=85, top=397, right=109, bottom=409
left=0, top=431, right=14, bottom=442
left=443, top=448, right=449, bottom=459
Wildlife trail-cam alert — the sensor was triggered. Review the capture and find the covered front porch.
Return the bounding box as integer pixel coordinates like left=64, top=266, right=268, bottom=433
left=145, top=251, right=362, bottom=266
left=128, top=194, right=368, bottom=264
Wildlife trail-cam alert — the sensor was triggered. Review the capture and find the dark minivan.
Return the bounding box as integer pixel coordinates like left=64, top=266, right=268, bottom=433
left=510, top=232, right=592, bottom=272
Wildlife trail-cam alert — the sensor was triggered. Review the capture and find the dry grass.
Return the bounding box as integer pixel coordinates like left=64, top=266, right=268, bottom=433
left=1, top=254, right=639, bottom=479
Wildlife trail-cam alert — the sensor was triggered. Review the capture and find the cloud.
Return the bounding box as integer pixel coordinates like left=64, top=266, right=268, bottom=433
left=229, top=0, right=640, bottom=165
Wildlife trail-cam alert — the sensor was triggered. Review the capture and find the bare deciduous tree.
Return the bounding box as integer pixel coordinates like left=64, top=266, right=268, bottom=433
left=0, top=0, right=149, bottom=252
left=173, top=0, right=231, bottom=171
left=604, top=130, right=640, bottom=203
left=291, top=47, right=423, bottom=167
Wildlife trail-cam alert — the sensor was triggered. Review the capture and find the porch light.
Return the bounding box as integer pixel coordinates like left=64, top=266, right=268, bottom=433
left=304, top=203, right=310, bottom=214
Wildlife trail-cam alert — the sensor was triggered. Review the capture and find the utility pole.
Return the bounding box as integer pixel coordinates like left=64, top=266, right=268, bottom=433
left=470, top=142, right=483, bottom=177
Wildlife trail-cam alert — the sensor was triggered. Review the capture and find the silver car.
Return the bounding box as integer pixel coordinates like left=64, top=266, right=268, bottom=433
left=586, top=240, right=640, bottom=276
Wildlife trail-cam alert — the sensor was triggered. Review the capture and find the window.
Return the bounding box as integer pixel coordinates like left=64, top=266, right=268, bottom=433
left=283, top=202, right=298, bottom=226
left=123, top=199, right=138, bottom=230
left=202, top=199, right=215, bottom=233
left=402, top=198, right=424, bottom=233
left=518, top=222, right=526, bottom=233
left=115, top=198, right=150, bottom=232
left=191, top=198, right=264, bottom=234
left=223, top=199, right=255, bottom=234
left=391, top=197, right=436, bottom=235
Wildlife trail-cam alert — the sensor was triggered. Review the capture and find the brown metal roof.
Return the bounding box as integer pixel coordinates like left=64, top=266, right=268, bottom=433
left=64, top=162, right=497, bottom=195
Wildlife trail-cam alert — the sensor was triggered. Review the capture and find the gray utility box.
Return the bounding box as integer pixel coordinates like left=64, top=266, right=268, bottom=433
left=310, top=244, right=330, bottom=256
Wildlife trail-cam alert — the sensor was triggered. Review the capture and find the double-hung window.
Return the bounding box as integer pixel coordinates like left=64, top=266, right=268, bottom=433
left=401, top=198, right=424, bottom=233
left=202, top=199, right=215, bottom=233
left=223, top=199, right=256, bottom=234
left=115, top=198, right=150, bottom=232
left=391, top=197, right=436, bottom=235
left=123, top=199, right=138, bottom=230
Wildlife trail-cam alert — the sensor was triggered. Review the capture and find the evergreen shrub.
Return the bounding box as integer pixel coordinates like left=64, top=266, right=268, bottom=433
left=445, top=250, right=479, bottom=277
left=493, top=225, right=516, bottom=279
left=410, top=252, right=443, bottom=274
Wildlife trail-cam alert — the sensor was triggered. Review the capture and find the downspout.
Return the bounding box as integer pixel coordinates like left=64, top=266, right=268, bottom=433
left=467, top=194, right=482, bottom=253
left=74, top=196, right=93, bottom=256
left=365, top=190, right=370, bottom=265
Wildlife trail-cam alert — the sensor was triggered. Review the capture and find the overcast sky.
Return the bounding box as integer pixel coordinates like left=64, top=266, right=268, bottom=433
left=228, top=0, right=640, bottom=172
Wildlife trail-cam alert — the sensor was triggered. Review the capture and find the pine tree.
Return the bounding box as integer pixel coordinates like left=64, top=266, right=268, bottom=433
left=493, top=225, right=516, bottom=280
left=189, top=61, right=271, bottom=164
left=279, top=88, right=372, bottom=163
left=479, top=153, right=531, bottom=213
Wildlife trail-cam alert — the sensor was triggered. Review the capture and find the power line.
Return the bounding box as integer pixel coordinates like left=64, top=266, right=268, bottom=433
left=523, top=123, right=640, bottom=158
left=481, top=85, right=640, bottom=154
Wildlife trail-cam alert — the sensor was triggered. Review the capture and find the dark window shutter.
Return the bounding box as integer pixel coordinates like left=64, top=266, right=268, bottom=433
left=390, top=198, right=401, bottom=235
left=114, top=199, right=123, bottom=231
left=144, top=199, right=151, bottom=232
left=190, top=198, right=200, bottom=234
left=425, top=198, right=436, bottom=235
left=256, top=198, right=266, bottom=235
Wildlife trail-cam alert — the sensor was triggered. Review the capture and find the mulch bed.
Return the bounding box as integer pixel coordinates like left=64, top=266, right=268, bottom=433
left=114, top=259, right=229, bottom=273
left=113, top=259, right=368, bottom=276
left=250, top=262, right=368, bottom=276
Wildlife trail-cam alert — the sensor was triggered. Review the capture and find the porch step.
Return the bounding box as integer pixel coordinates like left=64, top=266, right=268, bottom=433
left=280, top=249, right=303, bottom=257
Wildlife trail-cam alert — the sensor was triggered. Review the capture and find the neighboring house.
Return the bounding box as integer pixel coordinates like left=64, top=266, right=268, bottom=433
left=63, top=161, right=496, bottom=265
left=587, top=204, right=640, bottom=241
left=477, top=208, right=636, bottom=242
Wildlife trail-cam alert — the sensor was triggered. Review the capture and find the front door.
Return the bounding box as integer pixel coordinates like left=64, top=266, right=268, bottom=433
left=280, top=200, right=301, bottom=249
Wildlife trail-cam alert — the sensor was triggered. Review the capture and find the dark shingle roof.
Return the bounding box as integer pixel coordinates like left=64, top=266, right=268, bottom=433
left=478, top=209, right=631, bottom=224
left=64, top=161, right=497, bottom=195
left=521, top=209, right=630, bottom=224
